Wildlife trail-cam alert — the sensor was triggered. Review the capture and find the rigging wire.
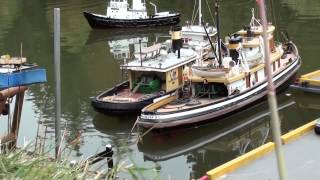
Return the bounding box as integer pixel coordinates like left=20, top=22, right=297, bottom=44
left=270, top=0, right=280, bottom=40
left=205, top=0, right=216, bottom=26
left=192, top=8, right=199, bottom=25
left=191, top=0, right=197, bottom=24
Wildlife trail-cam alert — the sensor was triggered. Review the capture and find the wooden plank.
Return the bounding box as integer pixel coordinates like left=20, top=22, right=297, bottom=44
left=143, top=95, right=177, bottom=112
left=9, top=91, right=25, bottom=148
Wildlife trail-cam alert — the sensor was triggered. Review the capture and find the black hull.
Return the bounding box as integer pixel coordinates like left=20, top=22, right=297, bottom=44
left=91, top=81, right=163, bottom=114
left=83, top=11, right=180, bottom=29
left=290, top=84, right=320, bottom=94
left=139, top=57, right=302, bottom=129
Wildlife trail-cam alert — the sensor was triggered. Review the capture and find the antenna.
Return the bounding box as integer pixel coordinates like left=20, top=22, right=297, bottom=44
left=215, top=0, right=222, bottom=67
left=20, top=42, right=23, bottom=59
left=199, top=0, right=202, bottom=26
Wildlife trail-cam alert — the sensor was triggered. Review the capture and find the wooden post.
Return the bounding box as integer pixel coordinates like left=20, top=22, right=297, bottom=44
left=9, top=91, right=25, bottom=149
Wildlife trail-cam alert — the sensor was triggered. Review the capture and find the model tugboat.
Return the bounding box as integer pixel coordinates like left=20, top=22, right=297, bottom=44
left=83, top=0, right=180, bottom=28
left=137, top=9, right=301, bottom=129
left=91, top=26, right=200, bottom=113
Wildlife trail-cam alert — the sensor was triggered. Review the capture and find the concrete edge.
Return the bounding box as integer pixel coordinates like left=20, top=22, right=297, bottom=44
left=205, top=120, right=317, bottom=180
left=206, top=142, right=275, bottom=180
left=281, top=120, right=316, bottom=144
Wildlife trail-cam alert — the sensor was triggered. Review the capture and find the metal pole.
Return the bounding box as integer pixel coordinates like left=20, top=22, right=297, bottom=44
left=257, top=1, right=287, bottom=179
left=139, top=39, right=142, bottom=66
left=54, top=8, right=61, bottom=160
left=215, top=0, right=222, bottom=67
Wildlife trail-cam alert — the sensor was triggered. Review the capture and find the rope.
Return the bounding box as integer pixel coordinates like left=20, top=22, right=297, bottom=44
left=129, top=116, right=163, bottom=144
left=137, top=121, right=159, bottom=142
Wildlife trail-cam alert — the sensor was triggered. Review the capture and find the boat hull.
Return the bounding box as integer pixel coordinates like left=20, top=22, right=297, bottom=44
left=0, top=68, right=47, bottom=89
left=138, top=56, right=301, bottom=129
left=83, top=12, right=180, bottom=29
left=91, top=81, right=166, bottom=114
left=290, top=84, right=320, bottom=94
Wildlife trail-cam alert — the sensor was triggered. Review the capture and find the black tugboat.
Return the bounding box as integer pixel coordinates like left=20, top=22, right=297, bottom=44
left=91, top=26, right=199, bottom=114
left=83, top=0, right=180, bottom=28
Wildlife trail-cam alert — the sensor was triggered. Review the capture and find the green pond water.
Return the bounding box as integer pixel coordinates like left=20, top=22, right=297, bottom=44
left=0, top=0, right=319, bottom=179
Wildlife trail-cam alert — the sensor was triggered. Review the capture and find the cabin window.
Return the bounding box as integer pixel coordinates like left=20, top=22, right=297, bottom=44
left=254, top=72, right=258, bottom=84
left=246, top=74, right=251, bottom=88
left=273, top=62, right=276, bottom=72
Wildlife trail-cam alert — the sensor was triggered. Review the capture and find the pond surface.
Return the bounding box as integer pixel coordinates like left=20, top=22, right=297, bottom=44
left=0, top=0, right=319, bottom=179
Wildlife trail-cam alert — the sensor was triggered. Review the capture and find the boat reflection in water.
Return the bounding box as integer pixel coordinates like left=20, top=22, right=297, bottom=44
left=92, top=113, right=138, bottom=153
left=85, top=27, right=170, bottom=45
left=108, top=36, right=149, bottom=60
left=138, top=95, right=295, bottom=165
left=138, top=91, right=320, bottom=178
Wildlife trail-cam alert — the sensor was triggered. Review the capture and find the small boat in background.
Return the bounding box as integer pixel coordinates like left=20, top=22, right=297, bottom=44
left=290, top=70, right=320, bottom=94
left=0, top=54, right=46, bottom=89
left=83, top=0, right=180, bottom=28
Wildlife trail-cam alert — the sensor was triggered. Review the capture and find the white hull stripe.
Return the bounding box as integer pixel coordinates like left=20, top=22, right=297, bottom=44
left=141, top=58, right=300, bottom=120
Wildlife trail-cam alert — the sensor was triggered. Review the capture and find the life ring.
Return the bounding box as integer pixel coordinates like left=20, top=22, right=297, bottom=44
left=169, top=69, right=178, bottom=81
left=182, top=66, right=192, bottom=81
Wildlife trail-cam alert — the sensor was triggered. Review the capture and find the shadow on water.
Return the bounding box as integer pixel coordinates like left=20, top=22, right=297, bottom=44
left=138, top=91, right=320, bottom=161
left=138, top=94, right=291, bottom=161
left=93, top=113, right=136, bottom=135
left=138, top=91, right=320, bottom=177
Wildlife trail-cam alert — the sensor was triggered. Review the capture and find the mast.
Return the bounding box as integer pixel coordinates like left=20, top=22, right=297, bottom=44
left=199, top=0, right=202, bottom=26
left=215, top=0, right=222, bottom=67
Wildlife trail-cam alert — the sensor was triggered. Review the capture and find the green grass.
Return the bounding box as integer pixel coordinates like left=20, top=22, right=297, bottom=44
left=0, top=149, right=86, bottom=179
left=0, top=147, right=160, bottom=180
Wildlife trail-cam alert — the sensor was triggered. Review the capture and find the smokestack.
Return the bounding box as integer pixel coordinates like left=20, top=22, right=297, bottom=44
left=171, top=25, right=182, bottom=59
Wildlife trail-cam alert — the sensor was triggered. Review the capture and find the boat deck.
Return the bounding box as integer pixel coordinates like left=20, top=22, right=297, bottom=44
left=206, top=119, right=320, bottom=180
left=101, top=88, right=152, bottom=102
left=156, top=97, right=222, bottom=113
left=122, top=48, right=197, bottom=72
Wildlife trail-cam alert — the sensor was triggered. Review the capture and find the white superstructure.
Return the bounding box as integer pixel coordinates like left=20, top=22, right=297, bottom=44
left=106, top=0, right=147, bottom=19
left=181, top=0, right=217, bottom=56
